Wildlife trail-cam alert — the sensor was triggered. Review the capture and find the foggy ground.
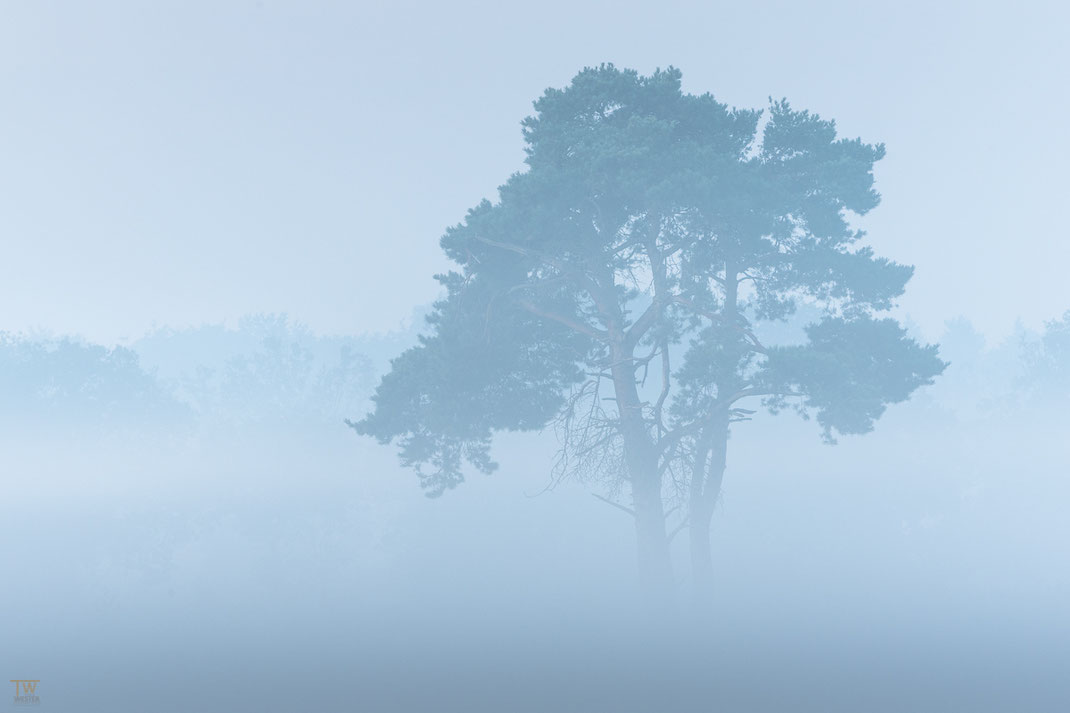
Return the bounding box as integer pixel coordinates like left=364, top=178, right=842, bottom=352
left=2, top=333, right=1067, bottom=711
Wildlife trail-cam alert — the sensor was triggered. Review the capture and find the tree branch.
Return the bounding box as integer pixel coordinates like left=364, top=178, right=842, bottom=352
left=517, top=299, right=610, bottom=342
left=591, top=493, right=636, bottom=518
left=671, top=295, right=769, bottom=354
left=653, top=337, right=671, bottom=436
left=657, top=420, right=704, bottom=457
left=667, top=517, right=689, bottom=543
left=473, top=235, right=619, bottom=324
left=722, top=386, right=802, bottom=405
left=624, top=298, right=663, bottom=350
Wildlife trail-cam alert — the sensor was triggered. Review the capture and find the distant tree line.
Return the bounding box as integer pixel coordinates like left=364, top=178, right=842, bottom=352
left=2, top=310, right=1064, bottom=433
left=0, top=315, right=385, bottom=431
left=0, top=334, right=182, bottom=427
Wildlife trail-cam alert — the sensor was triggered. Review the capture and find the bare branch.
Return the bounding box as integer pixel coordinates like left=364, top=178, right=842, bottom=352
left=722, top=387, right=802, bottom=405
left=653, top=337, right=671, bottom=437
left=667, top=517, right=689, bottom=543
left=516, top=299, right=610, bottom=343
left=591, top=493, right=636, bottom=518
left=473, top=235, right=619, bottom=327
left=658, top=420, right=704, bottom=456
left=624, top=297, right=664, bottom=350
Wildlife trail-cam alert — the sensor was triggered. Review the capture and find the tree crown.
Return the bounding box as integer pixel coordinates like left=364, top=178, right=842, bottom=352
left=356, top=64, right=945, bottom=495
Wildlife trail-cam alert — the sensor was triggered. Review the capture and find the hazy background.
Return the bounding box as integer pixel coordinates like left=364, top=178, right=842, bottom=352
left=2, top=0, right=1068, bottom=343
left=2, top=2, right=1068, bottom=712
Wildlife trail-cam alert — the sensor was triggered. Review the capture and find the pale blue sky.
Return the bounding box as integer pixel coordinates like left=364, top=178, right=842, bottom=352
left=2, top=0, right=1067, bottom=344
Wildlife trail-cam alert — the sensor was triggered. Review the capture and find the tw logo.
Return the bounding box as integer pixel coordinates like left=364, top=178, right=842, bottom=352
left=9, top=680, right=40, bottom=706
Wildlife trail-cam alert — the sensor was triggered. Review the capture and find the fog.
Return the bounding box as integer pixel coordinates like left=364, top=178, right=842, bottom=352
left=3, top=313, right=1067, bottom=710
left=3, top=3, right=1069, bottom=712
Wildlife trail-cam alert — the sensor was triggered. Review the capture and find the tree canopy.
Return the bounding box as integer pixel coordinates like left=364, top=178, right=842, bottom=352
left=354, top=64, right=945, bottom=596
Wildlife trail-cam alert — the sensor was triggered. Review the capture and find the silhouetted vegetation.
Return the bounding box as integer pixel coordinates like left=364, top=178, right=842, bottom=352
left=355, top=65, right=947, bottom=603
left=0, top=332, right=186, bottom=429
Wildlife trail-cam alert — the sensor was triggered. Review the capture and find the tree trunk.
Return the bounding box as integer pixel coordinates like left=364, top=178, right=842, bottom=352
left=632, top=465, right=674, bottom=606
left=689, top=417, right=728, bottom=609
left=689, top=502, right=715, bottom=605
left=689, top=261, right=737, bottom=608
left=610, top=349, right=674, bottom=607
